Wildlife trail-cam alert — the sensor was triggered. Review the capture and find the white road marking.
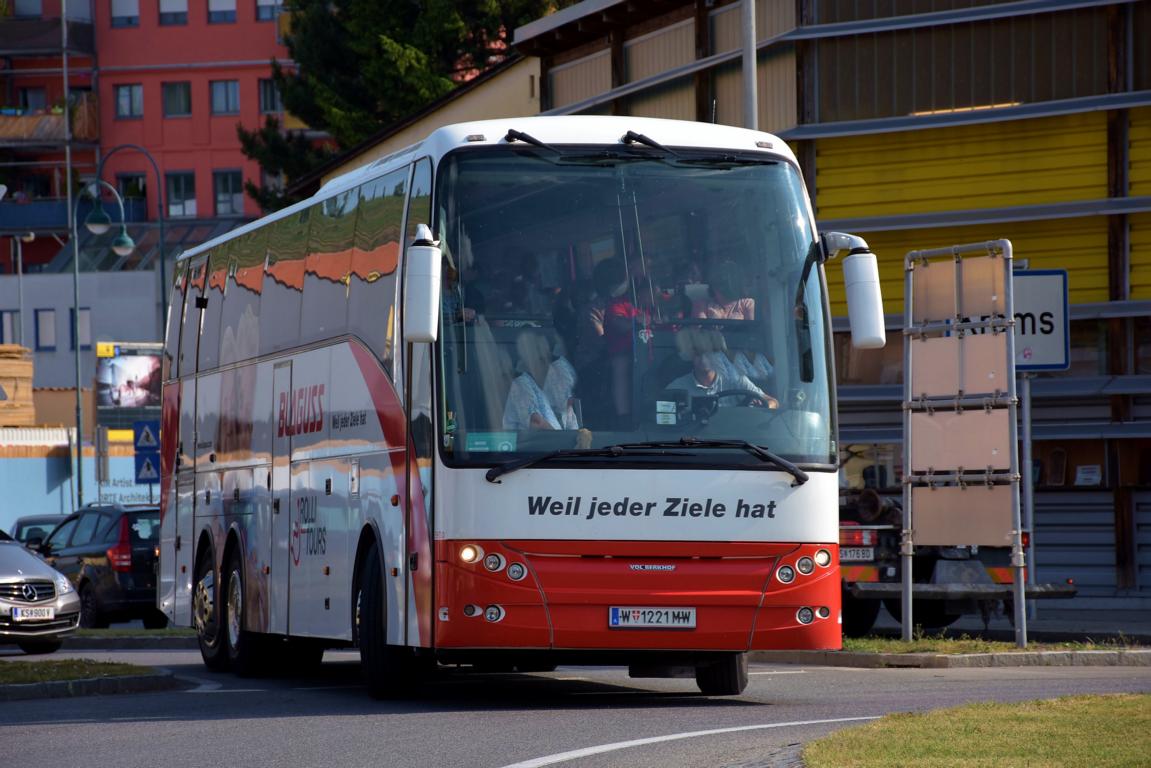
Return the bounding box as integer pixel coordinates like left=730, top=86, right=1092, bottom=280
left=749, top=670, right=808, bottom=675
left=496, top=716, right=880, bottom=768
left=292, top=685, right=361, bottom=691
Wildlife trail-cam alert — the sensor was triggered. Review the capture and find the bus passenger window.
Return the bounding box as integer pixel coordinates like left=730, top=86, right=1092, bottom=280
left=349, top=169, right=406, bottom=367
left=259, top=207, right=310, bottom=356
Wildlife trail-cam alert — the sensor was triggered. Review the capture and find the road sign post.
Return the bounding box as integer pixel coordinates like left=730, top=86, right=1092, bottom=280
left=1013, top=270, right=1070, bottom=620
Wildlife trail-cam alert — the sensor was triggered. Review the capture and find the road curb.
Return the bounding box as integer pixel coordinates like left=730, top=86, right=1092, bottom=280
left=750, top=648, right=1151, bottom=668
left=0, top=670, right=187, bottom=701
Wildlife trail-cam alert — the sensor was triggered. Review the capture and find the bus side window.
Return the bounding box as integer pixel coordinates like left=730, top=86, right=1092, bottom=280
left=349, top=168, right=407, bottom=368
left=301, top=189, right=358, bottom=345
left=198, top=243, right=229, bottom=372
left=178, top=259, right=206, bottom=378
left=219, top=229, right=266, bottom=366
left=164, top=259, right=188, bottom=382
left=259, top=207, right=311, bottom=356
left=405, top=158, right=432, bottom=243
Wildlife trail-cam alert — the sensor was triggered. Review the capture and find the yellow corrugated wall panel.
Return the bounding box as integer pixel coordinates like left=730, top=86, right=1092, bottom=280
left=815, top=113, right=1108, bottom=221
left=1130, top=107, right=1151, bottom=198
left=1131, top=213, right=1151, bottom=300
left=551, top=51, right=611, bottom=109
left=711, top=5, right=740, bottom=55
left=629, top=78, right=695, bottom=121
left=759, top=49, right=796, bottom=133
left=626, top=20, right=694, bottom=82
left=824, top=217, right=1109, bottom=318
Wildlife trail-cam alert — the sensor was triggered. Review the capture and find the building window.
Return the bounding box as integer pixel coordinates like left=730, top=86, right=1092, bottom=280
left=214, top=171, right=244, bottom=216
left=0, top=310, right=18, bottom=345
left=256, top=0, right=280, bottom=21
left=166, top=173, right=196, bottom=218
left=114, top=84, right=143, bottom=119
left=118, top=173, right=147, bottom=202
left=258, top=79, right=282, bottom=114
left=210, top=81, right=240, bottom=115
left=70, top=308, right=92, bottom=351
left=13, top=0, right=41, bottom=18
left=111, top=0, right=139, bottom=27
left=34, top=309, right=56, bottom=351
left=208, top=0, right=236, bottom=23
left=158, top=0, right=188, bottom=25
left=162, top=82, right=191, bottom=117
left=18, top=87, right=46, bottom=112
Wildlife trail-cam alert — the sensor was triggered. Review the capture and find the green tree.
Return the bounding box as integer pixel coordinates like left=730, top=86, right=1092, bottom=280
left=239, top=0, right=559, bottom=211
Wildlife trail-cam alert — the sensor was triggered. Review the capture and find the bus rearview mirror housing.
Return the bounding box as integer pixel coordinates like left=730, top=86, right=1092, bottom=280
left=404, top=224, right=442, bottom=343
left=823, top=231, right=886, bottom=350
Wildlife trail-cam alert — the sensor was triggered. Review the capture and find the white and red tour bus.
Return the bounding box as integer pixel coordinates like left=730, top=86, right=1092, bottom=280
left=159, top=116, right=885, bottom=697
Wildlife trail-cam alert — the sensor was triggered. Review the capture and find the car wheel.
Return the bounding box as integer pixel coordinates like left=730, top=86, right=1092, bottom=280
left=142, top=611, right=169, bottom=630
left=193, top=549, right=228, bottom=671
left=18, top=640, right=62, bottom=655
left=358, top=542, right=414, bottom=698
left=223, top=548, right=263, bottom=677
left=79, top=584, right=108, bottom=629
left=695, top=652, right=749, bottom=696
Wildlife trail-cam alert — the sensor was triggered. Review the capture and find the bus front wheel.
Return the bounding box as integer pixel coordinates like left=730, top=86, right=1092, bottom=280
left=193, top=550, right=228, bottom=671
left=695, top=653, right=749, bottom=696
left=358, top=542, right=414, bottom=698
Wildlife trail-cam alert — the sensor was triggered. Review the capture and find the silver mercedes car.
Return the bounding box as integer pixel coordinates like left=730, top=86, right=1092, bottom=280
left=0, top=532, right=81, bottom=654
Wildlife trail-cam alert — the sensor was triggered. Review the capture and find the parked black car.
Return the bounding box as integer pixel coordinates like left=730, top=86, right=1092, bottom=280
left=37, top=504, right=167, bottom=629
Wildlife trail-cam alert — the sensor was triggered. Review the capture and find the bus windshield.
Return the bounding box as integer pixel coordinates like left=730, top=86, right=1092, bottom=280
left=434, top=147, right=835, bottom=469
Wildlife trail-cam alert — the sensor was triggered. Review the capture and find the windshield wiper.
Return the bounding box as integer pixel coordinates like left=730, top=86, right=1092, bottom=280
left=612, top=438, right=809, bottom=486
left=672, top=154, right=778, bottom=168
left=485, top=445, right=666, bottom=484
left=622, top=130, right=680, bottom=157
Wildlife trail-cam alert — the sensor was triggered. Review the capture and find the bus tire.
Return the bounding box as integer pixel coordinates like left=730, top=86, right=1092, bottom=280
left=359, top=542, right=411, bottom=698
left=695, top=652, right=749, bottom=696
left=223, top=547, right=263, bottom=677
left=193, top=549, right=228, bottom=671
left=842, top=590, right=881, bottom=637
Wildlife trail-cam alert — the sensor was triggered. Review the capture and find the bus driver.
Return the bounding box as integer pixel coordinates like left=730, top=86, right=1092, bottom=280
left=665, top=328, right=779, bottom=411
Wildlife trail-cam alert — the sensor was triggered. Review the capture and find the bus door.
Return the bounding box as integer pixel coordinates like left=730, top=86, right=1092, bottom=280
left=173, top=255, right=207, bottom=625
left=269, top=360, right=293, bottom=635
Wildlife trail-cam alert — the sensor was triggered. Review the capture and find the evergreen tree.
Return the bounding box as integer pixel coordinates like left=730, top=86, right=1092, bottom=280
left=239, top=0, right=559, bottom=211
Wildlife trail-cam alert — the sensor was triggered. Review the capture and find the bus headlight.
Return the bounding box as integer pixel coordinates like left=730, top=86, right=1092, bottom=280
left=776, top=565, right=795, bottom=584
left=507, top=563, right=527, bottom=581
left=797, top=557, right=815, bottom=575
left=816, top=606, right=830, bottom=619
left=459, top=545, right=483, bottom=564
left=483, top=553, right=506, bottom=572
left=796, top=607, right=815, bottom=624
left=484, top=605, right=505, bottom=623
left=814, top=549, right=832, bottom=567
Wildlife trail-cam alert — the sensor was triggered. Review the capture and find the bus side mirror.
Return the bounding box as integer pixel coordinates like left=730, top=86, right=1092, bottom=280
left=824, top=231, right=886, bottom=350
left=404, top=224, right=442, bottom=343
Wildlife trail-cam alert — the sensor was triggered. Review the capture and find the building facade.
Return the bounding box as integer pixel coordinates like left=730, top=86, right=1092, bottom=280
left=511, top=0, right=1151, bottom=603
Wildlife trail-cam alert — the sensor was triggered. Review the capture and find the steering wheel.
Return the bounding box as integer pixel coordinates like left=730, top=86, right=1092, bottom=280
left=714, top=389, right=777, bottom=409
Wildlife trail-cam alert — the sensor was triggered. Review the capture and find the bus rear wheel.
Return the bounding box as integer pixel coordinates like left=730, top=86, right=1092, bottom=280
left=695, top=653, right=749, bottom=696
left=358, top=542, right=414, bottom=698
left=193, top=550, right=228, bottom=671
left=223, top=548, right=263, bottom=677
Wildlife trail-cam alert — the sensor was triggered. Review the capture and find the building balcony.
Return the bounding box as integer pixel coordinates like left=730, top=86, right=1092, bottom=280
left=0, top=16, right=94, bottom=56
left=0, top=197, right=148, bottom=236
left=0, top=92, right=99, bottom=148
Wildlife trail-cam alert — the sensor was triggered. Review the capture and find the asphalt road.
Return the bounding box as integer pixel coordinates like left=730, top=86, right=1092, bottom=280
left=3, top=648, right=1149, bottom=768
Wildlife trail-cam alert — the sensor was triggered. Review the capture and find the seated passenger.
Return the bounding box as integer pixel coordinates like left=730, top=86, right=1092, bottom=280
left=503, top=330, right=580, bottom=431
left=666, top=328, right=778, bottom=409
left=692, top=260, right=755, bottom=320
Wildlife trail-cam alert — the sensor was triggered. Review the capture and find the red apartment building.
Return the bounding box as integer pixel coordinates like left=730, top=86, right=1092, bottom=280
left=0, top=0, right=290, bottom=285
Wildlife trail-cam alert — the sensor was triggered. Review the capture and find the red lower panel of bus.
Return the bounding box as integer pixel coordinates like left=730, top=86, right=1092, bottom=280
left=434, top=540, right=842, bottom=651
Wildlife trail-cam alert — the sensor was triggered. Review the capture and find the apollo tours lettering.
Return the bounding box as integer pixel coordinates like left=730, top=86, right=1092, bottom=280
left=278, top=384, right=325, bottom=437
left=290, top=495, right=326, bottom=566
left=526, top=495, right=777, bottom=521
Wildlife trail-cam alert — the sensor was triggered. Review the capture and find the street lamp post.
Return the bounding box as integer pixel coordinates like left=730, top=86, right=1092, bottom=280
left=71, top=180, right=136, bottom=508
left=90, top=145, right=167, bottom=333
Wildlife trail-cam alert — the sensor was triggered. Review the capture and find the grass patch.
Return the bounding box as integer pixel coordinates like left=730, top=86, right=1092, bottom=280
left=804, top=694, right=1151, bottom=768
left=0, top=659, right=151, bottom=685
left=842, top=631, right=1143, bottom=655
left=75, top=627, right=196, bottom=638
